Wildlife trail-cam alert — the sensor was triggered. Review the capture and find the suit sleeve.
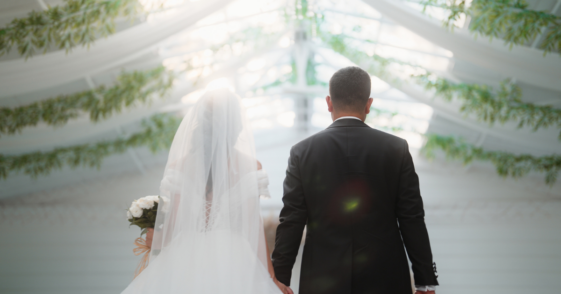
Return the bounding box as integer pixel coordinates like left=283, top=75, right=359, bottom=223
left=272, top=146, right=307, bottom=286
left=396, top=141, right=439, bottom=286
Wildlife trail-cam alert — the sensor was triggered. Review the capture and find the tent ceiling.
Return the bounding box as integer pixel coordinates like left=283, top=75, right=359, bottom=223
left=0, top=0, right=233, bottom=98
left=363, top=0, right=561, bottom=92
left=0, top=0, right=559, bottom=200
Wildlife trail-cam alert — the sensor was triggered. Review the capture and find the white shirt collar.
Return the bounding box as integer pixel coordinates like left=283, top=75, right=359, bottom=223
left=334, top=116, right=362, bottom=122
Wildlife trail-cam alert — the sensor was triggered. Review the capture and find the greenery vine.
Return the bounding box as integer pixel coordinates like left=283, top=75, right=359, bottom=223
left=320, top=33, right=396, bottom=82
left=421, top=0, right=561, bottom=54
left=0, top=0, right=143, bottom=59
left=415, top=74, right=561, bottom=139
left=422, top=134, right=561, bottom=184
left=320, top=31, right=561, bottom=139
left=0, top=114, right=180, bottom=179
left=0, top=66, right=174, bottom=136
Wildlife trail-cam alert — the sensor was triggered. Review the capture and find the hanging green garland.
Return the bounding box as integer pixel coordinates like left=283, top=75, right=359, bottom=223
left=415, top=74, right=561, bottom=139
left=421, top=0, right=561, bottom=54
left=321, top=32, right=561, bottom=139
left=422, top=134, right=561, bottom=184
left=0, top=114, right=180, bottom=179
left=0, top=0, right=142, bottom=59
left=0, top=66, right=174, bottom=136
left=321, top=34, right=396, bottom=81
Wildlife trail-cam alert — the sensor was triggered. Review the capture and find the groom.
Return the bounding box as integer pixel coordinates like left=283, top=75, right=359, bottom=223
left=272, top=67, right=438, bottom=294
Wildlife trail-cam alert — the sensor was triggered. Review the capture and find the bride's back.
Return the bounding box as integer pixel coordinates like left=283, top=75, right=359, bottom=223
left=121, top=88, right=281, bottom=293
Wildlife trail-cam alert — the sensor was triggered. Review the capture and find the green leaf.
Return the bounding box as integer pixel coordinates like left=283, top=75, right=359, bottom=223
left=422, top=134, right=561, bottom=185
left=419, top=0, right=561, bottom=55
left=0, top=0, right=144, bottom=59
left=0, top=66, right=174, bottom=136
left=0, top=114, right=181, bottom=179
left=414, top=74, right=561, bottom=139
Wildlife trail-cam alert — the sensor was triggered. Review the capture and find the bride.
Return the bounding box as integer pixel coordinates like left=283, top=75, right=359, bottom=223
left=121, top=88, right=291, bottom=294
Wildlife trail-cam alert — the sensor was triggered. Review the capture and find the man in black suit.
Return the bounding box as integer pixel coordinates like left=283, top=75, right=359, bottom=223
left=272, top=67, right=438, bottom=294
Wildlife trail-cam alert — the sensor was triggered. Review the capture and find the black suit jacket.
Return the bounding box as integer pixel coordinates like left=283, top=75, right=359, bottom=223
left=272, top=119, right=438, bottom=294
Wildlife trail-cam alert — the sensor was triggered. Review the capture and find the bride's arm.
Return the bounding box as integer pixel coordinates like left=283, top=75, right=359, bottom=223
left=263, top=220, right=292, bottom=294
left=264, top=231, right=276, bottom=279
left=257, top=161, right=274, bottom=279
left=257, top=160, right=292, bottom=294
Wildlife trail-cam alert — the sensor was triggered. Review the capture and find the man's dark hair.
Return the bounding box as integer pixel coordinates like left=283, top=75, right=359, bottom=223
left=329, top=66, right=371, bottom=111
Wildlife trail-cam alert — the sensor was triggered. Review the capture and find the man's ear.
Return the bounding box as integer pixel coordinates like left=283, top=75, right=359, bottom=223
left=365, top=97, right=374, bottom=114
left=326, top=96, right=334, bottom=113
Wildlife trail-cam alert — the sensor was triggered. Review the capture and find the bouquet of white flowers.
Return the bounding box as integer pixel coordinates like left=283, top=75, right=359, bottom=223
left=127, top=195, right=169, bottom=278
left=127, top=195, right=161, bottom=236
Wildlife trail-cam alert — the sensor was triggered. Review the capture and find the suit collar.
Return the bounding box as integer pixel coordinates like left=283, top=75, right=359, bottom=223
left=327, top=118, right=369, bottom=129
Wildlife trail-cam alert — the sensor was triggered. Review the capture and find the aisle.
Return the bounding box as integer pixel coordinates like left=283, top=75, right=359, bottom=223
left=0, top=219, right=140, bottom=294
left=429, top=222, right=561, bottom=294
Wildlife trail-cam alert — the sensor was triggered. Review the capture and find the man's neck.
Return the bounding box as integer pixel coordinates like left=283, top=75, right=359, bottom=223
left=332, top=113, right=365, bottom=122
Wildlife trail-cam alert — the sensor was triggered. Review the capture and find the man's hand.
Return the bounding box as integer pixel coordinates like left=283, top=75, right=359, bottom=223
left=415, top=291, right=435, bottom=294
left=274, top=279, right=294, bottom=294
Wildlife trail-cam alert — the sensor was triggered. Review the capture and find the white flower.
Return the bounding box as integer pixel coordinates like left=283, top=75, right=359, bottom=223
left=137, top=197, right=154, bottom=209
left=130, top=205, right=143, bottom=218
left=127, top=210, right=133, bottom=220
left=146, top=195, right=159, bottom=203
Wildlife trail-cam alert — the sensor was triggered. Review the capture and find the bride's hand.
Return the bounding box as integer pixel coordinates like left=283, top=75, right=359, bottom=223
left=273, top=278, right=293, bottom=294
left=145, top=228, right=154, bottom=248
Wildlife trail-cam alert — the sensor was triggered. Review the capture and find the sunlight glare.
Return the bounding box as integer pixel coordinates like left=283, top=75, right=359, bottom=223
left=247, top=58, right=266, bottom=71
left=277, top=112, right=296, bottom=127
left=279, top=36, right=291, bottom=48
left=396, top=131, right=424, bottom=149
left=251, top=119, right=273, bottom=130
left=371, top=76, right=390, bottom=94
left=206, top=78, right=234, bottom=92
left=181, top=89, right=205, bottom=104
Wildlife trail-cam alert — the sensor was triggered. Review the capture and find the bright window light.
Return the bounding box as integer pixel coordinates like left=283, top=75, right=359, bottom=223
left=277, top=111, right=296, bottom=127
left=206, top=78, right=234, bottom=92
left=279, top=36, right=291, bottom=48
left=247, top=58, right=266, bottom=71
left=181, top=89, right=205, bottom=104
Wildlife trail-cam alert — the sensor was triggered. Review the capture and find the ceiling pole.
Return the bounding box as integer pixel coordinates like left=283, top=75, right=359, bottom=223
left=293, top=25, right=312, bottom=135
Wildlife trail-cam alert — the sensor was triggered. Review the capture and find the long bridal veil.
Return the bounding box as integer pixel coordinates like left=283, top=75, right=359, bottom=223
left=122, top=89, right=280, bottom=294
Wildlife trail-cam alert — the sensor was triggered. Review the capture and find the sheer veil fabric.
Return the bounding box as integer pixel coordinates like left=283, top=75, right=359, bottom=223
left=121, top=89, right=281, bottom=294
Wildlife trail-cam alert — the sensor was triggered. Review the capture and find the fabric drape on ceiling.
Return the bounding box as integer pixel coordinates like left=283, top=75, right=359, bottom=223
left=362, top=0, right=561, bottom=93
left=0, top=0, right=233, bottom=98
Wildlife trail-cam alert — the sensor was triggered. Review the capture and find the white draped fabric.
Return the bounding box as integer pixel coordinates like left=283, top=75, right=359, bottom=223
left=362, top=0, right=561, bottom=92
left=395, top=83, right=561, bottom=154
left=0, top=0, right=233, bottom=98
left=121, top=88, right=280, bottom=293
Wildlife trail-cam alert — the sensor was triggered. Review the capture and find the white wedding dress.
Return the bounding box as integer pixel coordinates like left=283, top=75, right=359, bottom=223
left=121, top=89, right=281, bottom=294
